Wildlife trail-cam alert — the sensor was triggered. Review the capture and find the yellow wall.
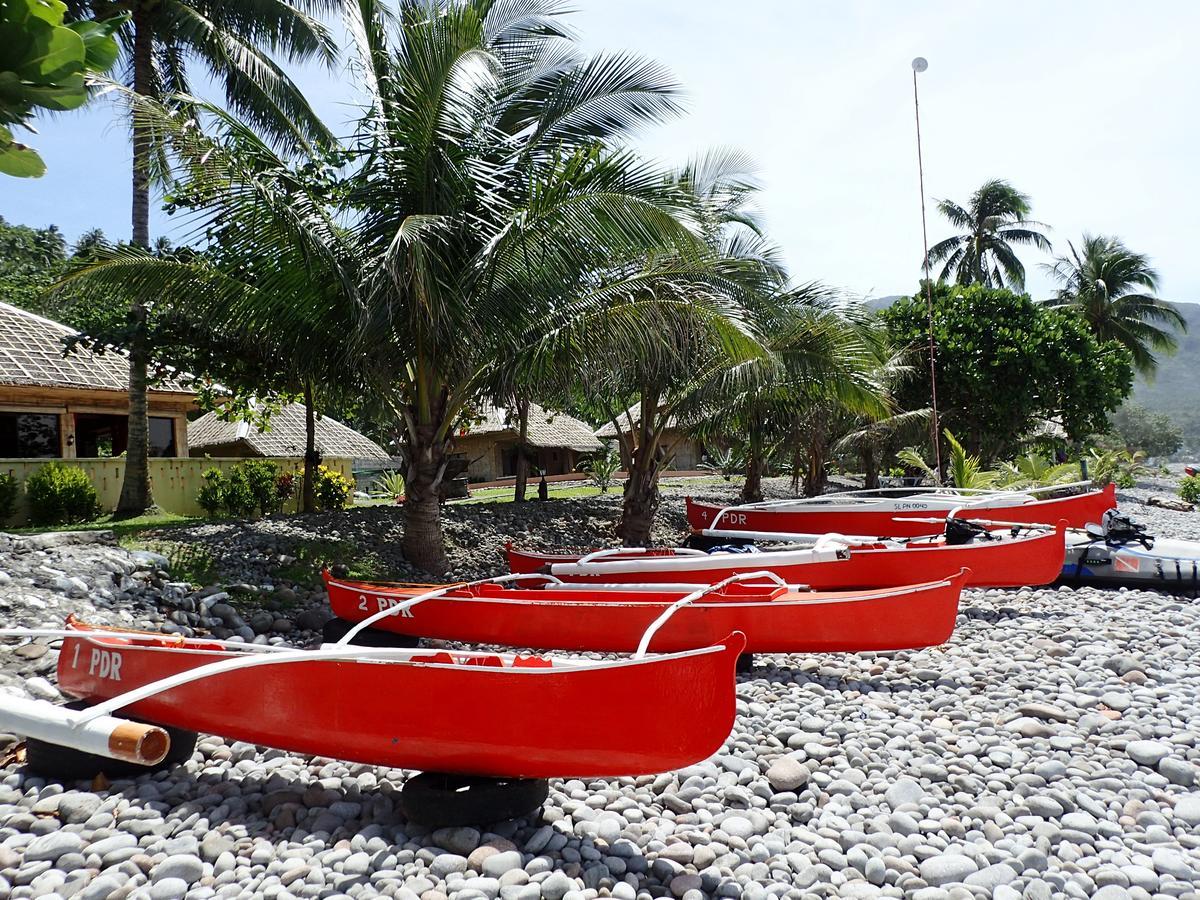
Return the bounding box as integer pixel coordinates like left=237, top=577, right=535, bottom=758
left=0, top=457, right=354, bottom=525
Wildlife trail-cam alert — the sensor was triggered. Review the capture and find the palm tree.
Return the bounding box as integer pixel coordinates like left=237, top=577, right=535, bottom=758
left=65, top=0, right=338, bottom=515
left=926, top=179, right=1051, bottom=290
left=1043, top=234, right=1185, bottom=376
left=66, top=1, right=732, bottom=572
left=569, top=150, right=780, bottom=540
left=53, top=93, right=358, bottom=514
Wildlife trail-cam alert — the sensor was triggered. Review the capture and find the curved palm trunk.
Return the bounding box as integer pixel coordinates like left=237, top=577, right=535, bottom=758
left=513, top=398, right=529, bottom=503
left=301, top=382, right=318, bottom=513
left=116, top=10, right=155, bottom=517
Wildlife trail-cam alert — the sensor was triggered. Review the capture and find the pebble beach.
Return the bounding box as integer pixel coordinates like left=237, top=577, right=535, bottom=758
left=1, top=479, right=1198, bottom=900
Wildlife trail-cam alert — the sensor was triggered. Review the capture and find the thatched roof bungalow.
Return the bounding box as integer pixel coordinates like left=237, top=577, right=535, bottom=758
left=0, top=301, right=194, bottom=459
left=453, top=402, right=602, bottom=482
left=188, top=404, right=390, bottom=462
left=594, top=406, right=708, bottom=471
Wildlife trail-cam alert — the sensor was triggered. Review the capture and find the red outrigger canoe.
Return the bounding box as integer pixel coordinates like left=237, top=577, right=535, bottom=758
left=323, top=569, right=969, bottom=654
left=503, top=522, right=1066, bottom=589
left=685, top=483, right=1116, bottom=538
left=55, top=618, right=743, bottom=779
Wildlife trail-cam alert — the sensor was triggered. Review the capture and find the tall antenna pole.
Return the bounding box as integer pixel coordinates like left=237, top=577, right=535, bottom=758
left=911, top=56, right=942, bottom=479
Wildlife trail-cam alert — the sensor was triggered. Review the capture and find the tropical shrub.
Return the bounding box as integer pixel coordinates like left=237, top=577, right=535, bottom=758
left=198, top=462, right=302, bottom=518
left=898, top=430, right=1000, bottom=489
left=371, top=470, right=406, bottom=500
left=237, top=459, right=281, bottom=514
left=997, top=454, right=1081, bottom=489
left=699, top=446, right=745, bottom=482
left=1179, top=475, right=1200, bottom=505
left=196, top=468, right=227, bottom=517
left=312, top=466, right=353, bottom=511
left=883, top=283, right=1134, bottom=462
left=0, top=473, right=18, bottom=524
left=580, top=444, right=621, bottom=493
left=24, top=462, right=100, bottom=525
left=222, top=466, right=258, bottom=518
left=1088, top=448, right=1149, bottom=488
left=276, top=470, right=297, bottom=508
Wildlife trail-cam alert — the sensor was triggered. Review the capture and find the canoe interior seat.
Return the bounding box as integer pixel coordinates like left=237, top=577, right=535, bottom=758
left=718, top=583, right=790, bottom=600
left=419, top=651, right=553, bottom=669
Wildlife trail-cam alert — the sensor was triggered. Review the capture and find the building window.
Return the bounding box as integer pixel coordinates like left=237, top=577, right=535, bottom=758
left=74, top=414, right=128, bottom=458
left=0, top=413, right=61, bottom=458
left=149, top=417, right=176, bottom=457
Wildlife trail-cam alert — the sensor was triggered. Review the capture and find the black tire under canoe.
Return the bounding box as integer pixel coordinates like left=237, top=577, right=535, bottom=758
left=322, top=616, right=420, bottom=648
left=400, top=772, right=549, bottom=828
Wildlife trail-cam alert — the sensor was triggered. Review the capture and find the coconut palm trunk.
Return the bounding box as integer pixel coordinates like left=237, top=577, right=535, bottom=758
left=115, top=9, right=155, bottom=516
left=741, top=450, right=764, bottom=504
left=617, top=442, right=661, bottom=546
left=799, top=409, right=832, bottom=497
left=862, top=445, right=879, bottom=489
left=740, top=411, right=766, bottom=503
left=302, top=381, right=318, bottom=513
left=616, top=402, right=665, bottom=545
left=513, top=398, right=529, bottom=503
left=404, top=423, right=449, bottom=573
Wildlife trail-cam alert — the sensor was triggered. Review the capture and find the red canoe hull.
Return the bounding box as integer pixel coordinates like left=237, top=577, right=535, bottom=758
left=56, top=621, right=743, bottom=779
left=505, top=525, right=1065, bottom=589
left=325, top=570, right=968, bottom=654
left=685, top=483, right=1116, bottom=537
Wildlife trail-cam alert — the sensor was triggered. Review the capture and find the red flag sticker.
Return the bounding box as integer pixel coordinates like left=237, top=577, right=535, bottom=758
left=1113, top=553, right=1140, bottom=573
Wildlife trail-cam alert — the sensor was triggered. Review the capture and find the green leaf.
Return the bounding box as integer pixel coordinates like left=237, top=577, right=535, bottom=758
left=68, top=15, right=127, bottom=74
left=0, top=139, right=46, bottom=177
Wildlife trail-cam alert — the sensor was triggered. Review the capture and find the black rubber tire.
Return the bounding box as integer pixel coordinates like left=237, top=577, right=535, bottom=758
left=322, top=617, right=419, bottom=648
left=400, top=772, right=549, bottom=827
left=24, top=700, right=198, bottom=782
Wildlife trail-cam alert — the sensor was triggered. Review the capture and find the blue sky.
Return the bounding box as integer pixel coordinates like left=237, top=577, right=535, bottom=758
left=3, top=1, right=1197, bottom=301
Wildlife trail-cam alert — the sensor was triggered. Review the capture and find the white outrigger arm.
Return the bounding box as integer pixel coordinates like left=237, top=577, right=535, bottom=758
left=633, top=570, right=786, bottom=659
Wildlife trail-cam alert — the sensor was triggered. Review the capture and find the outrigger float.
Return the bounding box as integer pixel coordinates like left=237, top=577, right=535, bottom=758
left=684, top=482, right=1116, bottom=538
left=504, top=521, right=1066, bottom=589
left=324, top=569, right=969, bottom=654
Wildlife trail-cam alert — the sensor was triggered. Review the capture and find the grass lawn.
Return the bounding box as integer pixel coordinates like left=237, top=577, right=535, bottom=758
left=455, top=484, right=611, bottom=504
left=11, top=511, right=202, bottom=540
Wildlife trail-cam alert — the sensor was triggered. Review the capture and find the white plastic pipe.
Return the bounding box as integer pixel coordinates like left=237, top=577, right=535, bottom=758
left=0, top=695, right=169, bottom=766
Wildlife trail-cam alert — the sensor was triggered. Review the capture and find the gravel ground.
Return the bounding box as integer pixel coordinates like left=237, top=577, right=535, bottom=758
left=1, top=478, right=1199, bottom=900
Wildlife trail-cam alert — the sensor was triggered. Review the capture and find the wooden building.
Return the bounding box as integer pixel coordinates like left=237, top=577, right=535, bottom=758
left=453, top=403, right=602, bottom=482
left=0, top=302, right=194, bottom=459
left=594, top=406, right=708, bottom=471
